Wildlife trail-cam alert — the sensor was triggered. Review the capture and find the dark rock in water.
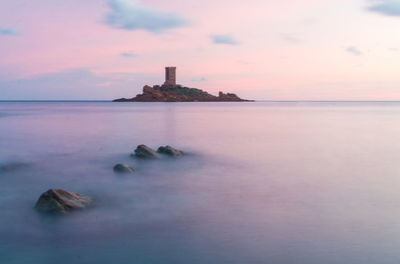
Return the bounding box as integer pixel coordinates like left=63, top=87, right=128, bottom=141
left=0, top=162, right=29, bottom=173
left=132, top=144, right=160, bottom=159
left=113, top=163, right=134, bottom=173
left=35, top=189, right=92, bottom=213
left=157, top=146, right=184, bottom=157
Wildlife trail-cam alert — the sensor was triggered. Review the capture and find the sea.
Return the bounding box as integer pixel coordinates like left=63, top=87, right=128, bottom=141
left=1, top=101, right=400, bottom=264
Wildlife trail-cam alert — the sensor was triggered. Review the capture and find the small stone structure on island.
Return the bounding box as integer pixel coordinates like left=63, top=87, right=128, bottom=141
left=164, top=66, right=176, bottom=86
left=113, top=67, right=253, bottom=102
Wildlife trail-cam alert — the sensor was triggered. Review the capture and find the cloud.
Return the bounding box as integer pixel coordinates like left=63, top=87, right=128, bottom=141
left=121, top=51, right=136, bottom=57
left=368, top=0, right=400, bottom=16
left=106, top=0, right=188, bottom=33
left=280, top=34, right=302, bottom=44
left=0, top=27, right=18, bottom=35
left=0, top=69, right=159, bottom=100
left=237, top=60, right=251, bottom=65
left=211, top=34, right=239, bottom=45
left=346, top=46, right=362, bottom=56
left=191, top=77, right=207, bottom=82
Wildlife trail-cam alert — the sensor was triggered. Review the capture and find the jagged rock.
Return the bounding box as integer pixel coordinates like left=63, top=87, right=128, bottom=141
left=218, top=91, right=245, bottom=101
left=113, top=163, right=134, bottom=173
left=35, top=189, right=92, bottom=213
left=132, top=144, right=160, bottom=159
left=157, top=146, right=184, bottom=157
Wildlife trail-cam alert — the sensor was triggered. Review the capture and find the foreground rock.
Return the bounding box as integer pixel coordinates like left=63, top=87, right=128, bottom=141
left=35, top=189, right=92, bottom=213
left=113, top=84, right=253, bottom=102
left=132, top=144, right=160, bottom=159
left=113, top=163, right=135, bottom=173
left=157, top=146, right=184, bottom=157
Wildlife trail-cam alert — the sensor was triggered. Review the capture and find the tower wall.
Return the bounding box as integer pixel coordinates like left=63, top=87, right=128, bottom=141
left=164, top=67, right=176, bottom=86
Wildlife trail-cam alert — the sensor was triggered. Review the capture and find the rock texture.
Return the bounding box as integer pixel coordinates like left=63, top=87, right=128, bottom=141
left=35, top=189, right=92, bottom=213
left=113, top=84, right=252, bottom=102
left=157, top=146, right=184, bottom=157
left=132, top=144, right=160, bottom=159
left=113, top=164, right=135, bottom=173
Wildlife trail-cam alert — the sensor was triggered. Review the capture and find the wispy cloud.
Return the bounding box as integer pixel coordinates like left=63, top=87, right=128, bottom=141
left=106, top=0, right=188, bottom=33
left=211, top=34, right=239, bottom=45
left=346, top=46, right=362, bottom=56
left=0, top=27, right=18, bottom=35
left=191, top=77, right=207, bottom=82
left=280, top=33, right=302, bottom=44
left=121, top=51, right=136, bottom=57
left=0, top=69, right=159, bottom=100
left=367, top=0, right=400, bottom=16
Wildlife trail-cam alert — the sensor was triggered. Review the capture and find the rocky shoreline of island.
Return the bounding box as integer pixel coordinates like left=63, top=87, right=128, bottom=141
left=113, top=84, right=253, bottom=102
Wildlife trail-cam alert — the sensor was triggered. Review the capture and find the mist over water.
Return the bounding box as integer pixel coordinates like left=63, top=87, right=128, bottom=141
left=1, top=101, right=400, bottom=264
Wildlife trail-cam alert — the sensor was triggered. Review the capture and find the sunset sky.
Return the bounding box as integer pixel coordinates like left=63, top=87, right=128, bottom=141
left=1, top=0, right=400, bottom=100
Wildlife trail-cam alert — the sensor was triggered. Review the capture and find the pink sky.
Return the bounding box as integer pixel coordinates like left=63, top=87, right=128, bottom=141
left=0, top=0, right=400, bottom=100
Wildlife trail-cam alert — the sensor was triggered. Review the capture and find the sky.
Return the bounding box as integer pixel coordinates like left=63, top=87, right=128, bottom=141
left=0, top=0, right=400, bottom=100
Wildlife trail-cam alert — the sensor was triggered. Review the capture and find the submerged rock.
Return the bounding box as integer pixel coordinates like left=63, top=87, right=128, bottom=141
left=113, top=163, right=134, bottom=173
left=157, top=146, right=184, bottom=157
left=35, top=189, right=92, bottom=213
left=132, top=145, right=160, bottom=159
left=0, top=162, right=29, bottom=173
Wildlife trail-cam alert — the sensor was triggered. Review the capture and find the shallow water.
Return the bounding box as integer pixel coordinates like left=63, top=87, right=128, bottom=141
left=1, top=101, right=400, bottom=263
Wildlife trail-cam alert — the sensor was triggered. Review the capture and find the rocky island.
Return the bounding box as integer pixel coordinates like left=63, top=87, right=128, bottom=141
left=113, top=67, right=252, bottom=102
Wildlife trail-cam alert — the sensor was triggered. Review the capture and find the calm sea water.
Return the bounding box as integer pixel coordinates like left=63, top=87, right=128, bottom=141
left=1, top=101, right=400, bottom=264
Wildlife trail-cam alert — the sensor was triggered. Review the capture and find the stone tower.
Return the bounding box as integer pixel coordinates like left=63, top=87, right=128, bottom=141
left=164, top=67, right=176, bottom=86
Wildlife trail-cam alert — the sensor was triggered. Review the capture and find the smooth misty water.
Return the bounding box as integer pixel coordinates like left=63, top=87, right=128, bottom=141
left=1, top=101, right=400, bottom=264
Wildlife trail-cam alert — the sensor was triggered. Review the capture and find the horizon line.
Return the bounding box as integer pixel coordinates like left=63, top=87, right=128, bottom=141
left=3, top=100, right=400, bottom=103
